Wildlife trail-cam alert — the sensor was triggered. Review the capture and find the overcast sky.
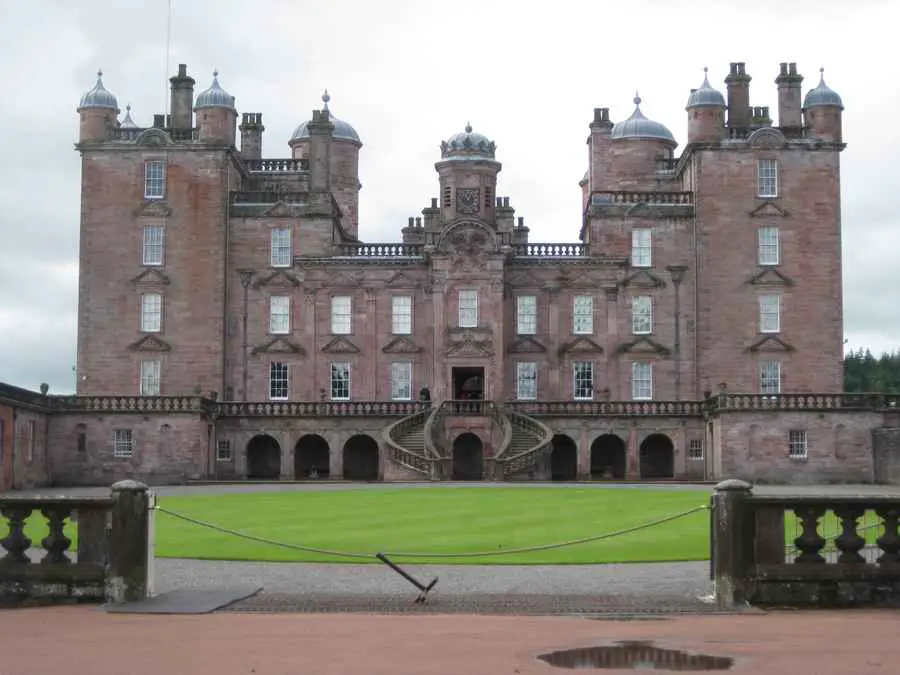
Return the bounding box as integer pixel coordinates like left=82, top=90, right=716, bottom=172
left=0, top=0, right=896, bottom=394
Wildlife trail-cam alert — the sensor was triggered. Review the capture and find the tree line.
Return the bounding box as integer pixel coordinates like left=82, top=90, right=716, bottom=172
left=843, top=349, right=900, bottom=393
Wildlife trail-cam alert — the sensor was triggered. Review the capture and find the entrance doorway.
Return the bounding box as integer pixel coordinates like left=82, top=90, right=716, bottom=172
left=452, top=432, right=484, bottom=480
left=452, top=366, right=485, bottom=413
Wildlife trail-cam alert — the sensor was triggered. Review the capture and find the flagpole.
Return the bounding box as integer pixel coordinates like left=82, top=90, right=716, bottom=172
left=164, top=0, right=173, bottom=124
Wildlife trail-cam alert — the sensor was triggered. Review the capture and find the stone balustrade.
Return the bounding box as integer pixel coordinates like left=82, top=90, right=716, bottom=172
left=711, top=480, right=900, bottom=608
left=54, top=395, right=210, bottom=414
left=244, top=158, right=309, bottom=172
left=218, top=400, right=428, bottom=418
left=512, top=243, right=587, bottom=258
left=708, top=393, right=900, bottom=411
left=333, top=243, right=425, bottom=258
left=0, top=481, right=152, bottom=606
left=506, top=400, right=703, bottom=416
left=591, top=190, right=693, bottom=205
left=109, top=127, right=199, bottom=141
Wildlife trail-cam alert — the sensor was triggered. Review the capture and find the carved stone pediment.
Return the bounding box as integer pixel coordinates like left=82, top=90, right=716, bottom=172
left=321, top=336, right=361, bottom=354
left=436, top=220, right=499, bottom=257
left=747, top=127, right=786, bottom=149
left=261, top=201, right=298, bottom=218
left=746, top=335, right=795, bottom=353
left=135, top=128, right=173, bottom=147
left=252, top=338, right=306, bottom=356
left=134, top=200, right=172, bottom=218
left=619, top=269, right=667, bottom=289
left=747, top=268, right=794, bottom=287
left=253, top=269, right=302, bottom=289
left=558, top=336, right=604, bottom=356
left=128, top=334, right=171, bottom=352
left=445, top=336, right=493, bottom=358
left=384, top=271, right=418, bottom=289
left=616, top=337, right=671, bottom=356
left=507, top=336, right=547, bottom=354
left=382, top=336, right=422, bottom=354
left=131, top=268, right=171, bottom=286
left=749, top=201, right=789, bottom=218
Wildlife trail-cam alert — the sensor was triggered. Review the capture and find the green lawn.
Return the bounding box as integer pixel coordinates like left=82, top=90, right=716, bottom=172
left=152, top=487, right=712, bottom=565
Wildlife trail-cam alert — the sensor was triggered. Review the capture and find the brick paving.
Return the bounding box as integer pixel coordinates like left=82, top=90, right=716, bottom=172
left=1, top=606, right=898, bottom=674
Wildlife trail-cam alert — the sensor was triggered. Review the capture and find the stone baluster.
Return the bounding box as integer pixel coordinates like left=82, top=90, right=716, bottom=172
left=0, top=507, right=33, bottom=564
left=792, top=507, right=826, bottom=563
left=876, top=508, right=900, bottom=566
left=40, top=508, right=73, bottom=565
left=833, top=506, right=866, bottom=563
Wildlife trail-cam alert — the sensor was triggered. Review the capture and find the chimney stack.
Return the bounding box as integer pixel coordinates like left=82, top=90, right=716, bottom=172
left=169, top=64, right=195, bottom=131
left=775, top=62, right=803, bottom=130
left=239, top=113, right=264, bottom=160
left=725, top=62, right=751, bottom=131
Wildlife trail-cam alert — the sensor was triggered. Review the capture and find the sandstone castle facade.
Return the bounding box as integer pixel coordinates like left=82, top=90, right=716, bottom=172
left=2, top=60, right=898, bottom=489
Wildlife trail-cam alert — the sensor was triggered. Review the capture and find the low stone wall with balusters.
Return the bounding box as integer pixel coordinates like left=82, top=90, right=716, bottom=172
left=711, top=480, right=900, bottom=608
left=0, top=481, right=152, bottom=605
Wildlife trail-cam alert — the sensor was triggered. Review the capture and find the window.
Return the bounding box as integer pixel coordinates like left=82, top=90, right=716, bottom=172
left=76, top=426, right=87, bottom=453
left=759, top=295, right=781, bottom=333
left=140, top=359, right=161, bottom=395
left=140, top=293, right=162, bottom=332
left=216, top=439, right=232, bottom=462
left=759, top=360, right=781, bottom=395
left=788, top=430, right=808, bottom=459
left=144, top=160, right=166, bottom=199
left=758, top=227, right=780, bottom=266
left=573, top=295, right=593, bottom=334
left=268, top=362, right=289, bottom=400
left=27, top=420, right=36, bottom=463
left=631, top=296, right=652, bottom=335
left=270, top=228, right=292, bottom=267
left=142, top=225, right=165, bottom=266
left=330, top=362, right=351, bottom=401
left=632, top=229, right=652, bottom=267
left=269, top=296, right=291, bottom=334
left=573, top=362, right=593, bottom=400
left=632, top=361, right=653, bottom=400
left=757, top=158, right=778, bottom=198
left=517, top=295, right=537, bottom=335
left=390, top=362, right=412, bottom=401
left=458, top=290, right=478, bottom=328
left=516, top=362, right=537, bottom=400
left=113, top=429, right=134, bottom=458
left=688, top=439, right=704, bottom=461
left=331, top=296, right=352, bottom=334
left=391, top=296, right=412, bottom=335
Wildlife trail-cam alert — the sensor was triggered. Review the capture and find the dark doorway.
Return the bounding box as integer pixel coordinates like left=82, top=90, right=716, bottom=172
left=550, top=434, right=578, bottom=481
left=342, top=434, right=380, bottom=481
left=452, top=367, right=484, bottom=400
left=640, top=433, right=675, bottom=479
left=452, top=432, right=484, bottom=480
left=246, top=434, right=281, bottom=480
left=294, top=434, right=330, bottom=479
left=590, top=434, right=626, bottom=480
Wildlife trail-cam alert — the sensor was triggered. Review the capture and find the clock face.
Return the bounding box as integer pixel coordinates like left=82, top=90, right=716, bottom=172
left=456, top=187, right=480, bottom=215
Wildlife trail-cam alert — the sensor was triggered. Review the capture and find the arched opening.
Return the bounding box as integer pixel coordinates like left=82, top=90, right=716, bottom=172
left=294, top=434, right=330, bottom=480
left=590, top=434, right=626, bottom=480
left=639, top=433, right=675, bottom=480
left=342, top=434, right=380, bottom=481
left=246, top=434, right=281, bottom=480
left=550, top=434, right=578, bottom=481
left=452, top=432, right=484, bottom=480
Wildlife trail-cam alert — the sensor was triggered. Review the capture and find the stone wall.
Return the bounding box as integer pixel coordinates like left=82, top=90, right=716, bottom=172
left=873, top=425, right=900, bottom=485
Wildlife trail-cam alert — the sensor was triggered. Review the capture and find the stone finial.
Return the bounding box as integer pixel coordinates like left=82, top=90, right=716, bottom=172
left=322, top=89, right=330, bottom=111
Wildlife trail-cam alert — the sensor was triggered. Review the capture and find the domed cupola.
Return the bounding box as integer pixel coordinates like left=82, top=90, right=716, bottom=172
left=120, top=104, right=138, bottom=128
left=611, top=94, right=676, bottom=145
left=440, top=123, right=497, bottom=160
left=803, top=68, right=843, bottom=110
left=291, top=91, right=361, bottom=145
left=195, top=71, right=235, bottom=109
left=77, top=70, right=119, bottom=112
left=686, top=68, right=725, bottom=109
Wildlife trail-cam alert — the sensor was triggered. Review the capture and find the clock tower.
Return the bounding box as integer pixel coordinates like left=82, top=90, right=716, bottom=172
left=435, top=123, right=501, bottom=227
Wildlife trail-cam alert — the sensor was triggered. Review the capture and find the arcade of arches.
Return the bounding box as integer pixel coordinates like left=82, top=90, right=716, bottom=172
left=244, top=430, right=677, bottom=481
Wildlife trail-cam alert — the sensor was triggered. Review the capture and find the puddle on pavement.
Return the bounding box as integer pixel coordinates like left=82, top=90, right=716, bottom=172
left=536, top=640, right=734, bottom=670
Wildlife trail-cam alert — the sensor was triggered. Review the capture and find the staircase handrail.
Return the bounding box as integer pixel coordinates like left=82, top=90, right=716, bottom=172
left=423, top=400, right=450, bottom=460
left=382, top=408, right=435, bottom=476
left=494, top=408, right=555, bottom=478
left=489, top=403, right=514, bottom=460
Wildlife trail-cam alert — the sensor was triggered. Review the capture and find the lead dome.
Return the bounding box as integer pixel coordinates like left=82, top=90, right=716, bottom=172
left=195, top=71, right=235, bottom=109
left=78, top=70, right=119, bottom=111
left=291, top=91, right=361, bottom=145
left=440, top=123, right=497, bottom=160
left=803, top=69, right=844, bottom=110
left=611, top=95, right=676, bottom=144
left=686, top=68, right=726, bottom=109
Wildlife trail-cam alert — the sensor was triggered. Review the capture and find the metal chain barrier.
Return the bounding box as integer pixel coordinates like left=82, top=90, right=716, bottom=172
left=154, top=503, right=710, bottom=561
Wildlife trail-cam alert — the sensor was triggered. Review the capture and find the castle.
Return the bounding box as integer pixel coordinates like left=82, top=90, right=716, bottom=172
left=1, top=60, right=898, bottom=489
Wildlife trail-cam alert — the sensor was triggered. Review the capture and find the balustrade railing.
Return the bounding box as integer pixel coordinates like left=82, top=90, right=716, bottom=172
left=506, top=400, right=703, bottom=416
left=244, top=158, right=309, bottom=172
left=218, top=400, right=428, bottom=418
left=54, top=396, right=209, bottom=413
left=449, top=399, right=493, bottom=416
left=109, top=127, right=199, bottom=141
left=382, top=409, right=435, bottom=477
left=711, top=481, right=900, bottom=608
left=495, top=409, right=554, bottom=478
left=591, top=190, right=693, bottom=205
left=709, top=393, right=900, bottom=412
left=511, top=243, right=587, bottom=258
left=333, top=243, right=425, bottom=258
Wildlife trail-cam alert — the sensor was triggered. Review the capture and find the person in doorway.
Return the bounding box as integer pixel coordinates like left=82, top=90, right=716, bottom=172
left=419, top=385, right=431, bottom=403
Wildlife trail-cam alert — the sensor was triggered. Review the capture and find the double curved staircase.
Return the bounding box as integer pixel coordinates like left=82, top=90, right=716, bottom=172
left=382, top=401, right=554, bottom=481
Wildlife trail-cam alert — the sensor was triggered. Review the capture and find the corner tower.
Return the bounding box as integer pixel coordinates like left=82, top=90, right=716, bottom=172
left=435, top=124, right=501, bottom=226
